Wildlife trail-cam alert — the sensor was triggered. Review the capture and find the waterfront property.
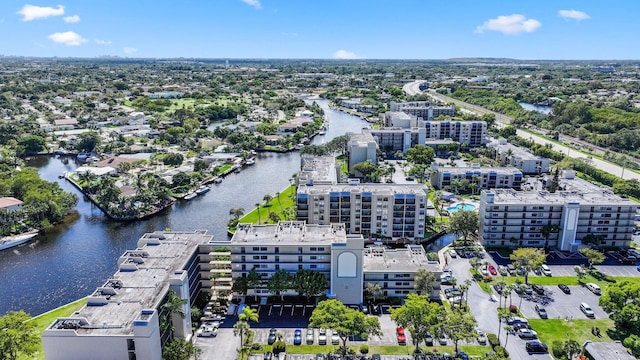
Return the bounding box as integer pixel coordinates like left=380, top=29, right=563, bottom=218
left=296, top=155, right=341, bottom=187
left=488, top=139, right=551, bottom=174
left=430, top=163, right=523, bottom=191
left=479, top=172, right=639, bottom=251
left=296, top=183, right=428, bottom=241
left=42, top=230, right=215, bottom=360
left=220, top=221, right=441, bottom=304
left=388, top=101, right=456, bottom=121
left=345, top=131, right=378, bottom=172
left=0, top=196, right=23, bottom=212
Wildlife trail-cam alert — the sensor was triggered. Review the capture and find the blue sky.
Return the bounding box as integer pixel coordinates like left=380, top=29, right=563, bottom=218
left=1, top=1, right=637, bottom=60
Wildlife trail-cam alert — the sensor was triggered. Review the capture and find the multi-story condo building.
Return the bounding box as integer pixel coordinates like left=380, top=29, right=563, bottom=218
left=479, top=173, right=639, bottom=251
left=389, top=101, right=455, bottom=120
left=221, top=221, right=441, bottom=304
left=369, top=128, right=454, bottom=156
left=488, top=139, right=551, bottom=174
left=297, top=155, right=341, bottom=186
left=363, top=245, right=441, bottom=299
left=42, top=230, right=215, bottom=360
left=296, top=183, right=428, bottom=241
left=430, top=164, right=523, bottom=191
left=422, top=120, right=487, bottom=147
left=345, top=131, right=378, bottom=172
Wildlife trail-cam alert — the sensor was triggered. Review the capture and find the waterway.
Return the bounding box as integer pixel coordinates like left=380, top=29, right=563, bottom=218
left=518, top=102, right=552, bottom=114
left=0, top=100, right=369, bottom=316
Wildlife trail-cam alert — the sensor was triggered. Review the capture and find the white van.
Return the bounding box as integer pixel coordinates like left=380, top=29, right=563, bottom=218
left=585, top=283, right=601, bottom=295
left=540, top=264, right=552, bottom=276
left=580, top=303, right=595, bottom=318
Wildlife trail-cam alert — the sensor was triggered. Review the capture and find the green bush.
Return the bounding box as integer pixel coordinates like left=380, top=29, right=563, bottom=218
left=493, top=345, right=509, bottom=358
left=487, top=333, right=500, bottom=348
left=552, top=340, right=565, bottom=358
left=251, top=343, right=262, bottom=350
left=359, top=344, right=369, bottom=354
left=272, top=341, right=286, bottom=354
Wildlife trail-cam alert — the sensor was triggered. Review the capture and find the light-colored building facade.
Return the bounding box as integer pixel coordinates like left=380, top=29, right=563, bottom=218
left=0, top=197, right=23, bottom=212
left=42, top=230, right=214, bottom=360
left=345, top=131, right=378, bottom=172
left=422, top=120, right=487, bottom=147
left=369, top=128, right=454, bottom=156
left=479, top=175, right=638, bottom=251
left=430, top=164, right=523, bottom=191
left=488, top=139, right=551, bottom=174
left=296, top=183, right=429, bottom=241
left=223, top=221, right=441, bottom=304
left=389, top=101, right=455, bottom=121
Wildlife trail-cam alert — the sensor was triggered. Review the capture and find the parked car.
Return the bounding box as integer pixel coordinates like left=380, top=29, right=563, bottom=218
left=425, top=332, right=434, bottom=346
left=318, top=329, right=327, bottom=345
left=196, top=326, right=217, bottom=337
left=518, top=328, right=538, bottom=339
left=580, top=303, right=595, bottom=318
left=507, top=263, right=516, bottom=274
left=293, top=329, right=302, bottom=345
left=456, top=351, right=469, bottom=360
left=525, top=340, right=548, bottom=354
left=360, top=304, right=369, bottom=314
left=267, top=328, right=277, bottom=345
left=331, top=332, right=340, bottom=345
left=396, top=326, right=407, bottom=344
left=315, top=354, right=325, bottom=360
left=637, top=263, right=640, bottom=272
left=371, top=355, right=381, bottom=360
left=586, top=283, right=601, bottom=295
left=540, top=264, right=552, bottom=276
left=558, top=284, right=571, bottom=294
left=498, top=265, right=508, bottom=276
left=535, top=304, right=548, bottom=319
left=476, top=330, right=487, bottom=345
left=506, top=317, right=528, bottom=325
left=264, top=352, right=273, bottom=360
left=480, top=266, right=489, bottom=276
left=488, top=264, right=497, bottom=275
left=449, top=249, right=458, bottom=258
left=438, top=332, right=447, bottom=345
left=531, top=284, right=545, bottom=295
left=306, top=329, right=314, bottom=344
left=493, top=284, right=503, bottom=295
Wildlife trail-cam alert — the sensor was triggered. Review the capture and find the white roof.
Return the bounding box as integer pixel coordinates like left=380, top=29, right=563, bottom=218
left=75, top=166, right=116, bottom=176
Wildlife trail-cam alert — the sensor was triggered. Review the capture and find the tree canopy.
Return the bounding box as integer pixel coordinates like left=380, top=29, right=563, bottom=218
left=291, top=269, right=327, bottom=300
left=0, top=311, right=39, bottom=360
left=309, top=300, right=381, bottom=350
left=509, top=248, right=546, bottom=284
left=448, top=209, right=479, bottom=242
left=390, top=294, right=444, bottom=352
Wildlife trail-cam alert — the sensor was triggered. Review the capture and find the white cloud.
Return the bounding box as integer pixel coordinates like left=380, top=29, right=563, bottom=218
left=475, top=14, right=541, bottom=35
left=240, top=0, right=261, bottom=9
left=94, top=39, right=112, bottom=45
left=123, top=47, right=137, bottom=54
left=48, top=31, right=87, bottom=46
left=64, top=15, right=80, bottom=23
left=559, top=9, right=590, bottom=21
left=17, top=4, right=65, bottom=21
left=333, top=49, right=358, bottom=60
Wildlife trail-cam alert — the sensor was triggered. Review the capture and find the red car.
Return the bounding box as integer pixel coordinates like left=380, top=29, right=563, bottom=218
left=396, top=326, right=406, bottom=344
left=488, top=265, right=497, bottom=276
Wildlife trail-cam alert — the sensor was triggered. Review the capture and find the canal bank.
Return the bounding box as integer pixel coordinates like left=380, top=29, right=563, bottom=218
left=0, top=100, right=370, bottom=316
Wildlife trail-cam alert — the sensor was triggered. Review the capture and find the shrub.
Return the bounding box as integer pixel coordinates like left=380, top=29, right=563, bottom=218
left=251, top=343, right=262, bottom=351
left=359, top=344, right=369, bottom=354
left=487, top=333, right=500, bottom=348
left=272, top=341, right=286, bottom=355
left=552, top=340, right=566, bottom=358
left=493, top=345, right=509, bottom=358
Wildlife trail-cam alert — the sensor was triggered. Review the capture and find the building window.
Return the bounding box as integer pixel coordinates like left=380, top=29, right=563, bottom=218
left=127, top=339, right=136, bottom=351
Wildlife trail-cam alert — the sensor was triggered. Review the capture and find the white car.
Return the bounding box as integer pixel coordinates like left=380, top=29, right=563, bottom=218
left=585, top=283, right=601, bottom=295
left=196, top=326, right=218, bottom=337
left=449, top=249, right=458, bottom=258
left=331, top=332, right=340, bottom=345
left=540, top=264, right=552, bottom=276
left=480, top=266, right=489, bottom=276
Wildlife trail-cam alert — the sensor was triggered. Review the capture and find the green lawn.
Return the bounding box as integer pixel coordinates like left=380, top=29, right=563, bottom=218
left=19, top=298, right=87, bottom=360
left=529, top=318, right=614, bottom=346
left=255, top=344, right=489, bottom=356
left=237, top=185, right=296, bottom=225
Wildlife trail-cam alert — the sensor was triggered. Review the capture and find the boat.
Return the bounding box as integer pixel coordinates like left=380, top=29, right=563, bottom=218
left=0, top=231, right=39, bottom=251
left=245, top=158, right=255, bottom=166
left=195, top=186, right=210, bottom=195
left=183, top=192, right=198, bottom=201
left=318, top=130, right=326, bottom=135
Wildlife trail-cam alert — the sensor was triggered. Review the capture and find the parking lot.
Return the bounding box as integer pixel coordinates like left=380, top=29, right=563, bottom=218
left=515, top=285, right=608, bottom=320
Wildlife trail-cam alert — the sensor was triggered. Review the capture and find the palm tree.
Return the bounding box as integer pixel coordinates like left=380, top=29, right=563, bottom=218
left=255, top=203, right=261, bottom=224
left=263, top=194, right=273, bottom=207
left=239, top=306, right=259, bottom=323
left=160, top=289, right=187, bottom=337
left=274, top=191, right=282, bottom=210
left=233, top=321, right=250, bottom=355
left=229, top=208, right=245, bottom=220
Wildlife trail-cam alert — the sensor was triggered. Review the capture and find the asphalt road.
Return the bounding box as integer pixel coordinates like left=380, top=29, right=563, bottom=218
left=403, top=80, right=640, bottom=181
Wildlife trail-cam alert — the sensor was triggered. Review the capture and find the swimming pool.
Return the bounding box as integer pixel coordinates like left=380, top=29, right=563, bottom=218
left=446, top=203, right=476, bottom=213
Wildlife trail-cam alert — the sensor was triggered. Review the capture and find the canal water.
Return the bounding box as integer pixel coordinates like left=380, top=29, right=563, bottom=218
left=518, top=102, right=552, bottom=114
left=0, top=100, right=369, bottom=316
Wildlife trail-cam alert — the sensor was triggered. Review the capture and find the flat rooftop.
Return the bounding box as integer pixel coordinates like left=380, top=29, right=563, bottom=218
left=47, top=230, right=212, bottom=336
left=231, top=221, right=348, bottom=245
left=297, top=183, right=428, bottom=196
left=489, top=140, right=547, bottom=161
left=363, top=245, right=441, bottom=273
left=435, top=166, right=522, bottom=175
left=298, top=156, right=338, bottom=185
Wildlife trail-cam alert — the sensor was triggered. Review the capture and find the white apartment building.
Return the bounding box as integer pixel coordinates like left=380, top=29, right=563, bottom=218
left=296, top=183, right=428, bottom=241
left=345, top=131, right=378, bottom=172
left=42, top=231, right=215, bottom=360
left=430, top=164, right=523, bottom=191
left=389, top=101, right=455, bottom=120
left=488, top=139, right=551, bottom=174
left=297, top=155, right=341, bottom=186
left=369, top=128, right=454, bottom=156
left=222, top=221, right=441, bottom=304
left=422, top=120, right=487, bottom=147
left=479, top=175, right=638, bottom=251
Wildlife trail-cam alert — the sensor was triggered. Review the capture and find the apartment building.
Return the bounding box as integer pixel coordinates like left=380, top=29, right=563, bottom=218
left=297, top=155, right=341, bottom=186
left=479, top=174, right=639, bottom=251
left=296, top=183, right=428, bottom=241
left=389, top=101, right=455, bottom=120
left=345, top=131, right=378, bottom=172
left=488, top=139, right=551, bottom=174
left=422, top=120, right=487, bottom=147
left=42, top=231, right=214, bottom=360
left=222, top=221, right=441, bottom=304
left=430, top=164, right=523, bottom=191
left=369, top=128, right=454, bottom=156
